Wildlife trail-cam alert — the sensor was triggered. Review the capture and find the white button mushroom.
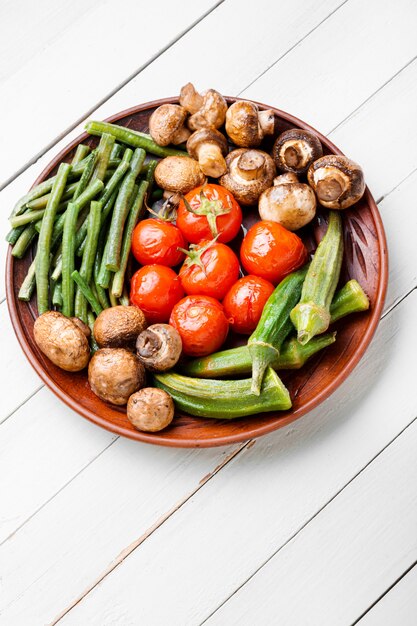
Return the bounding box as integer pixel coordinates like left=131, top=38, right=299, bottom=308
left=180, top=83, right=227, bottom=131
left=127, top=387, right=175, bottom=432
left=34, top=311, right=90, bottom=372
left=307, top=155, right=366, bottom=209
left=219, top=148, right=276, bottom=206
left=225, top=101, right=275, bottom=147
left=186, top=128, right=228, bottom=178
left=154, top=156, right=207, bottom=196
left=149, top=104, right=191, bottom=146
left=272, top=128, right=323, bottom=174
left=258, top=173, right=317, bottom=231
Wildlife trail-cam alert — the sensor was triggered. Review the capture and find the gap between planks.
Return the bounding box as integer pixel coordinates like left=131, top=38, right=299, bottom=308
left=0, top=0, right=225, bottom=193
left=50, top=440, right=249, bottom=625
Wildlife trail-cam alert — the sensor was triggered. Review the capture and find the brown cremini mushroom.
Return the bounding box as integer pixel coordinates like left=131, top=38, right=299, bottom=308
left=272, top=128, right=323, bottom=174
left=186, top=128, right=228, bottom=177
left=127, top=387, right=174, bottom=432
left=70, top=317, right=91, bottom=339
left=258, top=173, right=316, bottom=231
left=93, top=306, right=147, bottom=350
left=219, top=148, right=276, bottom=205
left=34, top=311, right=90, bottom=372
left=149, top=104, right=191, bottom=146
left=225, top=101, right=275, bottom=147
left=180, top=83, right=227, bottom=130
left=307, top=155, right=365, bottom=209
left=154, top=156, right=206, bottom=195
left=136, top=324, right=182, bottom=372
left=88, top=348, right=145, bottom=405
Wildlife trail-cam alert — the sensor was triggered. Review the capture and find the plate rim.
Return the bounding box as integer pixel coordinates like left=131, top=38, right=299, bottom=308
left=5, top=96, right=389, bottom=447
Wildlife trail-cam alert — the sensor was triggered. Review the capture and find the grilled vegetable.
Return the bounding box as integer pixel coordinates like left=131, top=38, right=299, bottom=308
left=153, top=366, right=291, bottom=419
left=248, top=265, right=308, bottom=395
left=290, top=210, right=343, bottom=344
left=184, top=278, right=369, bottom=379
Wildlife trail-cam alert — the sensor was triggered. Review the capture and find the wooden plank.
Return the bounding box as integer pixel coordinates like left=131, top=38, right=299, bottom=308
left=0, top=0, right=220, bottom=187
left=0, top=0, right=101, bottom=82
left=51, top=290, right=417, bottom=625
left=0, top=301, right=41, bottom=423
left=359, top=564, right=417, bottom=626
left=0, top=432, right=242, bottom=624
left=0, top=388, right=115, bottom=545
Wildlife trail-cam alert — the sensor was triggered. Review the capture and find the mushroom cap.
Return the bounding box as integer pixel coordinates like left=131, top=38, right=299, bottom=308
left=136, top=324, right=182, bottom=372
left=127, top=387, right=174, bottom=432
left=70, top=317, right=91, bottom=338
left=94, top=306, right=147, bottom=349
left=179, top=82, right=204, bottom=114
left=259, top=180, right=316, bottom=231
left=225, top=101, right=261, bottom=147
left=154, top=156, right=206, bottom=194
left=88, top=348, right=145, bottom=405
left=272, top=128, right=323, bottom=174
left=34, top=311, right=90, bottom=372
left=219, top=148, right=276, bottom=206
left=307, top=155, right=365, bottom=209
left=186, top=128, right=228, bottom=159
left=188, top=89, right=228, bottom=131
left=149, top=104, right=189, bottom=147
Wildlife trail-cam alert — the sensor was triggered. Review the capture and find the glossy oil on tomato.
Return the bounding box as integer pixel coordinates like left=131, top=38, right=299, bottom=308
left=179, top=240, right=240, bottom=300
left=169, top=295, right=229, bottom=357
left=240, top=220, right=307, bottom=285
left=177, top=184, right=242, bottom=244
left=223, top=275, right=275, bottom=335
left=130, top=264, right=184, bottom=324
left=131, top=218, right=187, bottom=267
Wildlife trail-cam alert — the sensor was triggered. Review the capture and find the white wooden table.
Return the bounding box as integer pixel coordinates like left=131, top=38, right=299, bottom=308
left=2, top=1, right=417, bottom=623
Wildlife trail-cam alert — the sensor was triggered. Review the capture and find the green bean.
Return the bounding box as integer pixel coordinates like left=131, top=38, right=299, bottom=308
left=85, top=120, right=188, bottom=158
left=61, top=202, right=79, bottom=317
left=26, top=181, right=79, bottom=210
left=98, top=149, right=132, bottom=207
left=6, top=225, right=26, bottom=244
left=105, top=148, right=145, bottom=271
left=71, top=271, right=103, bottom=316
left=112, top=181, right=148, bottom=297
left=18, top=258, right=37, bottom=301
left=52, top=280, right=63, bottom=308
left=87, top=310, right=99, bottom=352
left=73, top=151, right=97, bottom=200
left=96, top=234, right=113, bottom=289
left=108, top=285, right=118, bottom=308
left=92, top=225, right=111, bottom=309
left=144, top=159, right=158, bottom=196
left=12, top=224, right=38, bottom=258
left=72, top=144, right=90, bottom=165
left=74, top=201, right=101, bottom=323
left=91, top=133, right=115, bottom=183
left=119, top=287, right=130, bottom=307
left=10, top=205, right=61, bottom=229
left=76, top=189, right=117, bottom=257
left=110, top=143, right=123, bottom=159
left=36, top=163, right=71, bottom=315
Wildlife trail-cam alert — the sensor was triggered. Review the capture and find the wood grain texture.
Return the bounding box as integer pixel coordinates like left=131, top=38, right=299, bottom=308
left=55, top=291, right=417, bottom=625
left=359, top=564, right=417, bottom=625
left=6, top=98, right=387, bottom=447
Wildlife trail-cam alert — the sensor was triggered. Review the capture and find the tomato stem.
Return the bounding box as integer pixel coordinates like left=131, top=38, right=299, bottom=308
left=182, top=187, right=231, bottom=238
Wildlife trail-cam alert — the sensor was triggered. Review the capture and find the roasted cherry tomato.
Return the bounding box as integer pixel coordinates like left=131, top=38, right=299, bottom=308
left=179, top=239, right=240, bottom=300
left=131, top=218, right=187, bottom=267
left=177, top=184, right=242, bottom=244
left=130, top=265, right=184, bottom=324
left=169, top=295, right=229, bottom=357
left=223, top=275, right=275, bottom=335
left=240, top=220, right=307, bottom=285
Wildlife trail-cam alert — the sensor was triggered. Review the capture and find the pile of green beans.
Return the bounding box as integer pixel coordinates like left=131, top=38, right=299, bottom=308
left=7, top=129, right=165, bottom=347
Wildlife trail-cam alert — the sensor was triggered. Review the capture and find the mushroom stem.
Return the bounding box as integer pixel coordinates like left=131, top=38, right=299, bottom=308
left=196, top=143, right=227, bottom=177
left=236, top=151, right=266, bottom=181
left=258, top=109, right=275, bottom=135
left=137, top=330, right=163, bottom=358
left=316, top=171, right=348, bottom=203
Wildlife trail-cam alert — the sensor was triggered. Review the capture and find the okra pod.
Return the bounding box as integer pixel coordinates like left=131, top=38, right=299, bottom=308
left=154, top=366, right=291, bottom=419
left=291, top=210, right=343, bottom=345
left=249, top=265, right=309, bottom=395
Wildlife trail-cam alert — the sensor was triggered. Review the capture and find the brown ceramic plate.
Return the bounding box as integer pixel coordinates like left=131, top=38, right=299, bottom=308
left=6, top=97, right=388, bottom=447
